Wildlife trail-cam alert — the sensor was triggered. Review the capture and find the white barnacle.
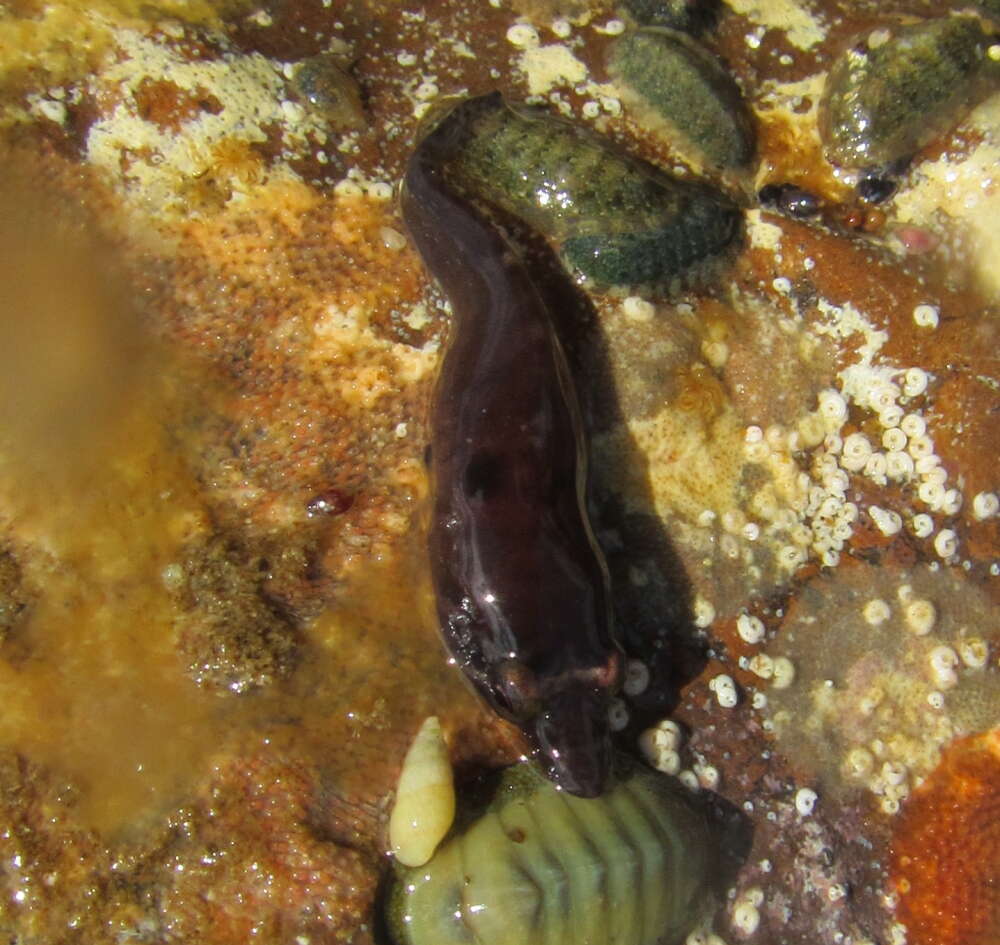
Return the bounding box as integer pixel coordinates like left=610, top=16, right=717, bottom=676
left=731, top=899, right=760, bottom=935
left=840, top=432, right=873, bottom=471
left=863, top=598, right=891, bottom=626
left=910, top=513, right=934, bottom=538
left=770, top=656, right=795, bottom=689
left=709, top=674, right=739, bottom=708
left=622, top=295, right=655, bottom=322
left=623, top=658, right=651, bottom=696
left=693, top=595, right=716, bottom=628
left=885, top=450, right=915, bottom=481
left=908, top=434, right=935, bottom=460
left=777, top=545, right=806, bottom=570
left=389, top=716, right=456, bottom=867
left=693, top=763, right=720, bottom=790
left=879, top=404, right=904, bottom=428
left=868, top=506, right=902, bottom=536
left=957, top=638, right=988, bottom=670
left=933, top=528, right=958, bottom=559
left=940, top=489, right=962, bottom=516
left=864, top=451, right=888, bottom=484
left=638, top=718, right=684, bottom=774
left=927, top=645, right=959, bottom=689
left=737, top=613, right=766, bottom=645
left=882, top=427, right=907, bottom=452
left=794, top=787, right=817, bottom=816
left=381, top=227, right=408, bottom=250
left=818, top=389, right=848, bottom=427
left=748, top=653, right=774, bottom=679
left=869, top=381, right=900, bottom=414
left=902, top=367, right=929, bottom=398
left=506, top=22, right=540, bottom=47
left=842, top=746, right=874, bottom=780
left=918, top=480, right=946, bottom=510
left=903, top=598, right=936, bottom=635
left=916, top=455, right=945, bottom=478
left=882, top=760, right=907, bottom=786
left=972, top=491, right=999, bottom=520
left=900, top=413, right=927, bottom=438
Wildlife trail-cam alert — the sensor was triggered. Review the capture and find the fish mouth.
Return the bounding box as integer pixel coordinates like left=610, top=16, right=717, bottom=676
left=533, top=685, right=614, bottom=798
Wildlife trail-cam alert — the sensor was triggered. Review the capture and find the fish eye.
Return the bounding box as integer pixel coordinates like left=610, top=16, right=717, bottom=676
left=493, top=659, right=541, bottom=720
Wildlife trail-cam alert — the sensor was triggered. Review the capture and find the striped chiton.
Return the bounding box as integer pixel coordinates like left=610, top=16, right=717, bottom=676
left=608, top=27, right=755, bottom=170
left=385, top=761, right=713, bottom=945
left=818, top=14, right=1000, bottom=170
left=439, top=93, right=740, bottom=286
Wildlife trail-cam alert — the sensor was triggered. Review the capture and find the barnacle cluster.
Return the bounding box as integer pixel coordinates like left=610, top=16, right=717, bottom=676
left=761, top=562, right=998, bottom=811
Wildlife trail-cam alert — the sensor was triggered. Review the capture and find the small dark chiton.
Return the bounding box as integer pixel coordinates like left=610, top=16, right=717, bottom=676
left=385, top=761, right=714, bottom=945
left=856, top=175, right=898, bottom=204
left=758, top=182, right=822, bottom=218
left=608, top=27, right=755, bottom=170
left=441, top=93, right=740, bottom=286
left=620, top=0, right=716, bottom=35
left=401, top=97, right=624, bottom=797
left=819, top=14, right=1000, bottom=168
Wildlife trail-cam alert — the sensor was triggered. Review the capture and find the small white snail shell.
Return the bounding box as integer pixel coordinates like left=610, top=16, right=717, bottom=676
left=389, top=715, right=456, bottom=867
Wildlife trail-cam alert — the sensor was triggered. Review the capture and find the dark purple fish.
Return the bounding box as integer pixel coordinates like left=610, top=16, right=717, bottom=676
left=400, top=100, right=623, bottom=797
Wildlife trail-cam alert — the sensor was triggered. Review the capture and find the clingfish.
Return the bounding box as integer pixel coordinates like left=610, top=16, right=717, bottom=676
left=400, top=99, right=623, bottom=798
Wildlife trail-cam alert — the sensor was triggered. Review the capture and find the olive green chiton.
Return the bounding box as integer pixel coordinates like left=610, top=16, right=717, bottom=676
left=818, top=14, right=1000, bottom=169
left=293, top=52, right=366, bottom=130
left=608, top=28, right=755, bottom=170
left=386, top=761, right=713, bottom=945
left=441, top=94, right=740, bottom=286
